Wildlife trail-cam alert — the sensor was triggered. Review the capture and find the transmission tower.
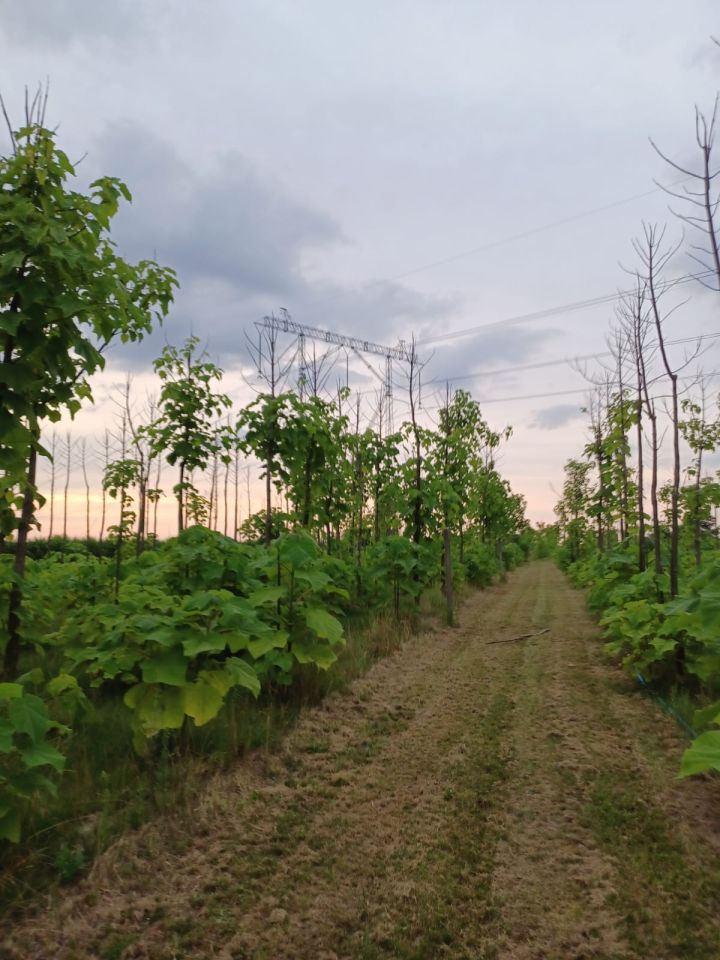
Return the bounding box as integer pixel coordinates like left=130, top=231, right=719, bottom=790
left=255, top=311, right=416, bottom=435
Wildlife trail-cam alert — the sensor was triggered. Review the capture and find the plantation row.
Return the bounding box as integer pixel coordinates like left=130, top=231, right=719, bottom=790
left=0, top=107, right=531, bottom=866
left=552, top=327, right=720, bottom=778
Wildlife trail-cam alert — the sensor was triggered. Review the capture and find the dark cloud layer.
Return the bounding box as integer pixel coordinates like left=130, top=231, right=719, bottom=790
left=0, top=0, right=146, bottom=51
left=89, top=121, right=457, bottom=370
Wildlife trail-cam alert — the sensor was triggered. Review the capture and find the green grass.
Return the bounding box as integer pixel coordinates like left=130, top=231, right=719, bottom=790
left=584, top=773, right=720, bottom=960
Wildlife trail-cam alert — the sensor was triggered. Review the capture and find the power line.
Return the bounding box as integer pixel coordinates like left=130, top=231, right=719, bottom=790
left=417, top=269, right=715, bottom=347
left=306, top=177, right=692, bottom=308
left=416, top=370, right=720, bottom=409
left=352, top=330, right=719, bottom=397
left=419, top=331, right=720, bottom=387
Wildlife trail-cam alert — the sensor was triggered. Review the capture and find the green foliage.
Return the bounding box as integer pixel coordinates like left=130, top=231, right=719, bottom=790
left=679, top=694, right=720, bottom=778
left=0, top=681, right=69, bottom=842
left=147, top=337, right=232, bottom=532
left=0, top=116, right=176, bottom=540
left=463, top=542, right=499, bottom=587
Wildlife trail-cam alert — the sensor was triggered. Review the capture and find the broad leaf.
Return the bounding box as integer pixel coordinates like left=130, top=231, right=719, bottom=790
left=8, top=694, right=52, bottom=744
left=292, top=638, right=338, bottom=670
left=679, top=731, right=720, bottom=778
left=19, top=740, right=66, bottom=771
left=224, top=658, right=261, bottom=697
left=140, top=648, right=187, bottom=687
left=124, top=683, right=185, bottom=734
left=303, top=607, right=343, bottom=644
left=181, top=680, right=224, bottom=727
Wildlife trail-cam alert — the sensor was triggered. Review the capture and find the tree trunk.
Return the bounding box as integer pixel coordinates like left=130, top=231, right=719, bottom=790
left=694, top=444, right=703, bottom=568
left=62, top=432, right=72, bottom=539
left=264, top=457, right=272, bottom=545
left=668, top=375, right=680, bottom=597
left=178, top=461, right=185, bottom=534
left=48, top=432, right=56, bottom=538
left=3, top=446, right=37, bottom=680
left=649, top=413, right=663, bottom=581
left=443, top=526, right=454, bottom=625
left=636, top=386, right=646, bottom=573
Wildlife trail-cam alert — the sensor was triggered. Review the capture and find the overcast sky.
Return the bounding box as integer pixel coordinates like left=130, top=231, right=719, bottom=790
left=2, top=0, right=719, bottom=529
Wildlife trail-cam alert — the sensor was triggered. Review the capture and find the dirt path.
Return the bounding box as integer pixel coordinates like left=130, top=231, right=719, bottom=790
left=3, top=561, right=720, bottom=960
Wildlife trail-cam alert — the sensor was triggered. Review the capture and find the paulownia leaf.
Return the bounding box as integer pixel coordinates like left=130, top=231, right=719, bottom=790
left=295, top=569, right=331, bottom=591
left=46, top=673, right=80, bottom=697
left=247, top=585, right=287, bottom=607
left=0, top=720, right=14, bottom=752
left=0, top=806, right=22, bottom=843
left=224, top=657, right=261, bottom=697
left=679, top=731, right=720, bottom=778
left=140, top=648, right=187, bottom=687
left=181, top=630, right=227, bottom=657
left=303, top=607, right=343, bottom=644
left=19, top=740, right=66, bottom=771
left=8, top=694, right=52, bottom=744
left=181, top=679, right=224, bottom=727
left=247, top=629, right=289, bottom=659
left=692, top=701, right=720, bottom=728
left=124, top=683, right=185, bottom=734
left=292, top=638, right=338, bottom=670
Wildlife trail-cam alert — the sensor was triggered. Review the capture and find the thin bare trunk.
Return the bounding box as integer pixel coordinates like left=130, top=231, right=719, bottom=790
left=80, top=438, right=90, bottom=541
left=62, top=431, right=72, bottom=539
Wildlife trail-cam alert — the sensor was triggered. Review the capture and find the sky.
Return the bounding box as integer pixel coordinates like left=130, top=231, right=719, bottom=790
left=1, top=0, right=719, bottom=534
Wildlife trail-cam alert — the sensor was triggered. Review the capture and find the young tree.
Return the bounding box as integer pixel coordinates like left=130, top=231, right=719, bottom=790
left=148, top=337, right=232, bottom=534
left=633, top=224, right=690, bottom=596
left=0, top=97, right=176, bottom=678
left=679, top=385, right=720, bottom=567
left=61, top=430, right=73, bottom=539
left=80, top=437, right=91, bottom=541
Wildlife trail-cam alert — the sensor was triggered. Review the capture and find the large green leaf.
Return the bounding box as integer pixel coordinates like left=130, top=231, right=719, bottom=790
left=0, top=806, right=21, bottom=844
left=224, top=658, right=261, bottom=697
left=0, top=720, right=15, bottom=753
left=303, top=607, right=343, bottom=644
left=140, top=648, right=187, bottom=686
left=247, top=629, right=289, bottom=659
left=124, top=683, right=185, bottom=734
left=181, top=630, right=227, bottom=657
left=19, top=740, right=66, bottom=771
left=679, top=731, right=720, bottom=778
left=46, top=673, right=80, bottom=697
left=292, top=638, right=338, bottom=670
left=0, top=683, right=23, bottom=700
left=8, top=694, right=52, bottom=744
left=181, top=680, right=224, bottom=727
left=295, top=569, right=331, bottom=592
left=692, top=701, right=720, bottom=728
left=247, top=585, right=287, bottom=607
left=279, top=534, right=318, bottom=570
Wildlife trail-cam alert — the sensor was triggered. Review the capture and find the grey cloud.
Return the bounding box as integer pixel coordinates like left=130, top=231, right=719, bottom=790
left=0, top=0, right=146, bottom=50
left=94, top=122, right=454, bottom=369
left=531, top=404, right=584, bottom=430
left=423, top=324, right=562, bottom=390
left=94, top=122, right=344, bottom=298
